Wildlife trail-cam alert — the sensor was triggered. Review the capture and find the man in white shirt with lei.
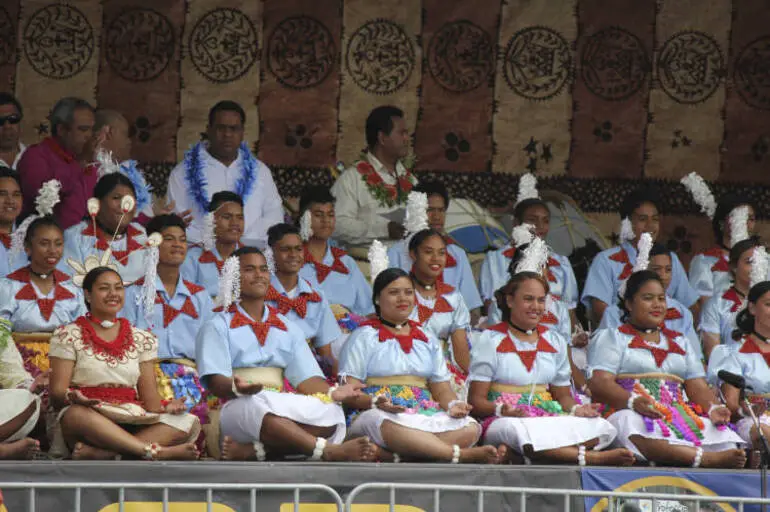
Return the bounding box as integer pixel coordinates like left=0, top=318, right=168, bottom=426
left=331, top=105, right=415, bottom=252
left=167, top=101, right=283, bottom=249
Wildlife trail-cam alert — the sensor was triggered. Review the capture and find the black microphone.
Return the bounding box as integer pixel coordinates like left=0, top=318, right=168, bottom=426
left=718, top=370, right=746, bottom=389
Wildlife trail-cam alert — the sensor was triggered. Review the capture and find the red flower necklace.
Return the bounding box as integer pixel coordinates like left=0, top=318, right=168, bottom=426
left=76, top=316, right=135, bottom=360
left=355, top=159, right=414, bottom=207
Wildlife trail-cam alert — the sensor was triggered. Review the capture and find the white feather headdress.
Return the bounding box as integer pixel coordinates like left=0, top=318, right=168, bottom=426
left=514, top=237, right=548, bottom=275
left=729, top=205, right=750, bottom=249
left=368, top=240, right=389, bottom=284
left=680, top=172, right=716, bottom=219
left=201, top=212, right=216, bottom=252
left=511, top=223, right=536, bottom=248
left=632, top=233, right=653, bottom=273
left=95, top=148, right=121, bottom=178
left=217, top=255, right=241, bottom=310
left=138, top=232, right=163, bottom=322
left=750, top=245, right=769, bottom=290
left=516, top=173, right=538, bottom=205
left=299, top=210, right=313, bottom=242
left=263, top=246, right=276, bottom=274
left=619, top=217, right=635, bottom=242
left=10, top=179, right=62, bottom=257
left=404, top=191, right=429, bottom=235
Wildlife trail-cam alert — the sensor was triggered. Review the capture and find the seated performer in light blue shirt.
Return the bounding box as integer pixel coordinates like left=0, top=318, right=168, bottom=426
left=582, top=187, right=698, bottom=323
left=387, top=181, right=483, bottom=317
left=598, top=244, right=701, bottom=361
left=0, top=168, right=27, bottom=278
left=195, top=246, right=374, bottom=462
left=265, top=223, right=342, bottom=376
left=298, top=185, right=374, bottom=318
left=181, top=191, right=244, bottom=298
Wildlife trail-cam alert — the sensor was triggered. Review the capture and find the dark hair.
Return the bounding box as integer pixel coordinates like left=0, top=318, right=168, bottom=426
left=649, top=243, right=670, bottom=260
left=82, top=266, right=123, bottom=311
left=233, top=246, right=263, bottom=259
left=372, top=267, right=412, bottom=316
left=49, top=97, right=94, bottom=136
left=414, top=181, right=449, bottom=210
left=506, top=242, right=532, bottom=275
left=208, top=191, right=243, bottom=212
left=713, top=194, right=757, bottom=245
left=299, top=185, right=336, bottom=215
left=619, top=187, right=661, bottom=220
left=729, top=237, right=761, bottom=269
left=407, top=228, right=446, bottom=254
left=365, top=106, right=404, bottom=148
left=24, top=216, right=62, bottom=247
left=513, top=198, right=549, bottom=223
left=0, top=166, right=21, bottom=188
left=0, top=93, right=22, bottom=118
left=208, top=100, right=245, bottom=126
left=619, top=270, right=664, bottom=321
left=267, top=223, right=300, bottom=247
left=734, top=281, right=770, bottom=341
left=494, top=272, right=549, bottom=322
left=93, top=173, right=136, bottom=201
left=145, top=214, right=186, bottom=236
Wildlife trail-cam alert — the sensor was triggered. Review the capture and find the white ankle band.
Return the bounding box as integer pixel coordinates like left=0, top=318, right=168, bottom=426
left=311, top=437, right=327, bottom=461
left=451, top=444, right=460, bottom=464
left=392, top=453, right=401, bottom=463
left=692, top=447, right=703, bottom=468
left=253, top=441, right=266, bottom=462
left=577, top=445, right=587, bottom=466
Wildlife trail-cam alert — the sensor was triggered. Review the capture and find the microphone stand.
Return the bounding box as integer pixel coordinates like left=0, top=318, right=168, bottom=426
left=742, top=387, right=769, bottom=512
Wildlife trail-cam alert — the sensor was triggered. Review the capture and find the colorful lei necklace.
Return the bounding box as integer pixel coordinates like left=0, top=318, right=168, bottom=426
left=355, top=151, right=415, bottom=207
left=183, top=141, right=258, bottom=215
left=119, top=160, right=152, bottom=213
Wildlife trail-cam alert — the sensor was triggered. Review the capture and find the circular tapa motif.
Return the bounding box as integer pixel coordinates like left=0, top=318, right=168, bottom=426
left=504, top=26, right=572, bottom=100
left=105, top=9, right=175, bottom=82
left=189, top=8, right=258, bottom=84
left=346, top=19, right=415, bottom=95
left=267, top=16, right=336, bottom=89
left=0, top=8, right=14, bottom=66
left=428, top=20, right=493, bottom=93
left=23, top=4, right=95, bottom=79
left=734, top=36, right=770, bottom=111
left=581, top=26, right=649, bottom=101
left=657, top=31, right=723, bottom=104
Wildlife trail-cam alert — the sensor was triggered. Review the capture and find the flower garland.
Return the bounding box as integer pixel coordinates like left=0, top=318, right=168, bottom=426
left=355, top=151, right=415, bottom=208
left=346, top=384, right=441, bottom=426
left=480, top=390, right=566, bottom=435
left=120, top=160, right=152, bottom=213
left=183, top=142, right=258, bottom=215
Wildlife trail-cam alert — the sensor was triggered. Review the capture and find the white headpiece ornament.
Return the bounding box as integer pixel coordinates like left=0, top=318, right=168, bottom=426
left=217, top=255, right=241, bottom=310
left=619, top=217, right=635, bottom=242
left=618, top=232, right=654, bottom=297
left=515, top=173, right=539, bottom=205
left=680, top=172, right=716, bottom=219
left=729, top=205, right=750, bottom=249
left=11, top=179, right=62, bottom=257
left=299, top=209, right=313, bottom=242
left=263, top=246, right=276, bottom=274
left=202, top=212, right=216, bottom=252
left=750, top=245, right=768, bottom=290
left=514, top=236, right=548, bottom=275
left=511, top=223, right=535, bottom=248
left=138, top=232, right=163, bottom=322
left=368, top=240, right=389, bottom=284
left=95, top=148, right=121, bottom=178
left=404, top=191, right=429, bottom=235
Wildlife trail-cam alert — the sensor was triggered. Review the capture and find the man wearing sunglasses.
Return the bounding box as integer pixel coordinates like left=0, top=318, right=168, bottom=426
left=0, top=93, right=25, bottom=170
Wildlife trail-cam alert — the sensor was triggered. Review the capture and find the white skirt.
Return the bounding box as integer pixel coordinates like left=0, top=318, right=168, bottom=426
left=483, top=416, right=616, bottom=453
left=736, top=415, right=770, bottom=445
left=220, top=390, right=346, bottom=445
left=348, top=408, right=479, bottom=448
left=608, top=409, right=745, bottom=460
left=0, top=389, right=41, bottom=443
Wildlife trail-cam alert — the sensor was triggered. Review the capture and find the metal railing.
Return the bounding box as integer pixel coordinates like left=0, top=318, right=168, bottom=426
left=345, top=482, right=770, bottom=512
left=0, top=482, right=345, bottom=512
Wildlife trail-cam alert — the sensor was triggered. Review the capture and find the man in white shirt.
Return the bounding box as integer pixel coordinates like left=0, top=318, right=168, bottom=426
left=330, top=105, right=415, bottom=250
left=167, top=100, right=283, bottom=248
left=0, top=93, right=26, bottom=170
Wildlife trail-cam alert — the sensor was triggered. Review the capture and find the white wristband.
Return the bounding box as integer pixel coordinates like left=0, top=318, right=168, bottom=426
left=371, top=395, right=379, bottom=410
left=569, top=404, right=579, bottom=416
left=708, top=403, right=728, bottom=415
left=627, top=393, right=639, bottom=411
left=447, top=399, right=462, bottom=411
left=495, top=403, right=504, bottom=417
left=327, top=384, right=339, bottom=404
left=231, top=379, right=243, bottom=398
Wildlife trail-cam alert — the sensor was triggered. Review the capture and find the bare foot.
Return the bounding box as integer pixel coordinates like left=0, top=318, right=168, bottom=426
left=323, top=437, right=376, bottom=462
left=156, top=443, right=199, bottom=461
left=459, top=445, right=500, bottom=464
left=0, top=438, right=39, bottom=460
left=72, top=442, right=117, bottom=461
left=586, top=448, right=636, bottom=467
left=371, top=444, right=396, bottom=462
left=750, top=449, right=762, bottom=470
left=221, top=436, right=256, bottom=461
left=702, top=448, right=747, bottom=469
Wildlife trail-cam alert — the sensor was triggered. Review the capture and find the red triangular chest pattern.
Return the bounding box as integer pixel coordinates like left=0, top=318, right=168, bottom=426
left=361, top=319, right=428, bottom=354
left=503, top=246, right=516, bottom=259
left=740, top=337, right=770, bottom=367
left=10, top=268, right=74, bottom=321
left=303, top=246, right=349, bottom=283
left=540, top=311, right=558, bottom=325
left=703, top=247, right=730, bottom=273
left=490, top=323, right=555, bottom=372
left=416, top=281, right=455, bottom=324
left=136, top=279, right=205, bottom=328
left=82, top=223, right=143, bottom=263
left=722, top=288, right=744, bottom=313
left=229, top=305, right=287, bottom=345
left=199, top=250, right=224, bottom=272
left=665, top=307, right=683, bottom=321
left=620, top=324, right=686, bottom=367
left=609, top=248, right=634, bottom=280
left=0, top=233, right=10, bottom=249
left=265, top=285, right=321, bottom=318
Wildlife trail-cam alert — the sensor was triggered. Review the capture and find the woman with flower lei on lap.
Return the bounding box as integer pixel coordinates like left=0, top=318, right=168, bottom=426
left=195, top=247, right=374, bottom=462
left=468, top=236, right=627, bottom=466
left=588, top=270, right=746, bottom=468
left=48, top=266, right=200, bottom=460
left=337, top=241, right=500, bottom=464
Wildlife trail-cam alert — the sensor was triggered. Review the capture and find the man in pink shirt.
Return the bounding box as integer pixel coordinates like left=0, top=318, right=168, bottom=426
left=17, top=97, right=96, bottom=229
